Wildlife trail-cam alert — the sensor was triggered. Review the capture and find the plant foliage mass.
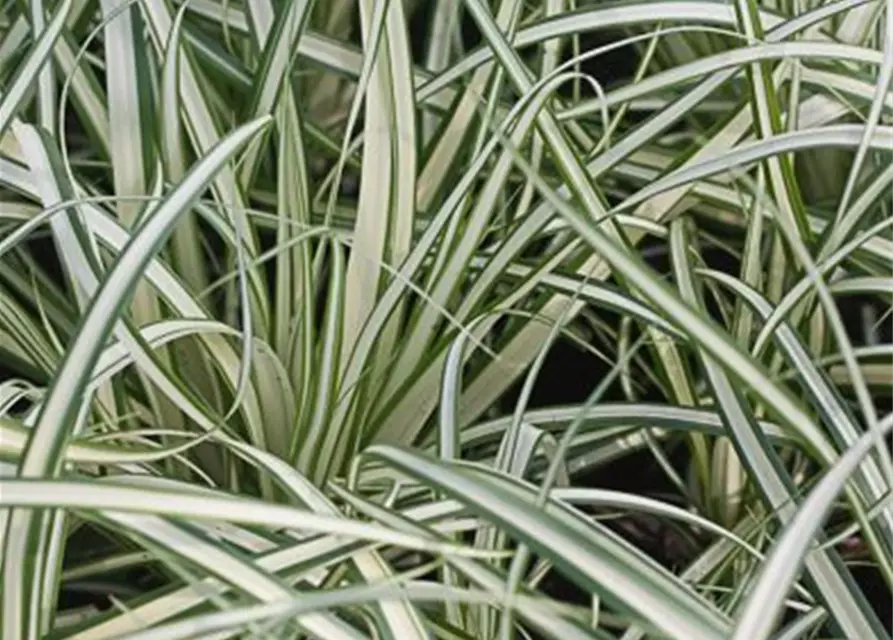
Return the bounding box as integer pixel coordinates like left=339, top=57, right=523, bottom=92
left=0, top=0, right=891, bottom=638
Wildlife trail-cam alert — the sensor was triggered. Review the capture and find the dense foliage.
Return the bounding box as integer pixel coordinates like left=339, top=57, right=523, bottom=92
left=0, top=0, right=891, bottom=638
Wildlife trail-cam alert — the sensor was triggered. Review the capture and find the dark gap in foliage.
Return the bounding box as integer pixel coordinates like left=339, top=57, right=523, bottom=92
left=23, top=231, right=69, bottom=293
left=408, top=0, right=435, bottom=65
left=57, top=523, right=167, bottom=616
left=459, top=9, right=483, bottom=52
left=557, top=29, right=639, bottom=94
left=194, top=215, right=229, bottom=319
left=851, top=565, right=893, bottom=630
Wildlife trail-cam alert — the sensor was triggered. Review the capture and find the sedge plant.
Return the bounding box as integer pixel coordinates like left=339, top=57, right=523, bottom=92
left=0, top=0, right=891, bottom=638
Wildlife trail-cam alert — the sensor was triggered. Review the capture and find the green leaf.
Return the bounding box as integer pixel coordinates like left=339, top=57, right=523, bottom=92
left=1, top=115, right=271, bottom=640
left=367, top=445, right=731, bottom=640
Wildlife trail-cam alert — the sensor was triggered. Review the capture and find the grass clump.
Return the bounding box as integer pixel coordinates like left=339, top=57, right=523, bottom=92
left=0, top=0, right=891, bottom=638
